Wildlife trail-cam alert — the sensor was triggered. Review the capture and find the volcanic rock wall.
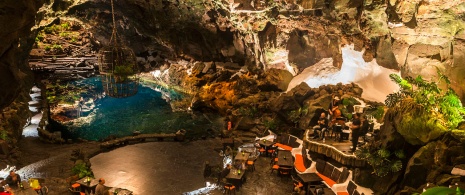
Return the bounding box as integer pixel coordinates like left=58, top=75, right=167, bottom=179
left=0, top=0, right=46, bottom=165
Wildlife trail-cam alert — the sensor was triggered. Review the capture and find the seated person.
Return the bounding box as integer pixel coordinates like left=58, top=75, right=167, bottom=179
left=220, top=164, right=232, bottom=179
left=5, top=171, right=21, bottom=187
left=0, top=186, right=13, bottom=195
left=95, top=178, right=107, bottom=195
left=312, top=112, right=328, bottom=139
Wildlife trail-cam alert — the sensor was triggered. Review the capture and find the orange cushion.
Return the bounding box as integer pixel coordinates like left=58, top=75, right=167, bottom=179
left=259, top=148, right=266, bottom=152
left=80, top=192, right=86, bottom=195
left=294, top=154, right=307, bottom=172
left=272, top=164, right=279, bottom=169
left=275, top=143, right=293, bottom=151
left=225, top=186, right=236, bottom=190
left=274, top=158, right=278, bottom=162
left=337, top=192, right=349, bottom=195
left=247, top=161, right=254, bottom=165
left=317, top=172, right=336, bottom=187
left=71, top=183, right=80, bottom=188
left=294, top=182, right=304, bottom=188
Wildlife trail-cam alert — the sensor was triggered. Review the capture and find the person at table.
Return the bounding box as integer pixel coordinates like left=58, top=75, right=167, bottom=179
left=0, top=186, right=14, bottom=195
left=95, top=178, right=107, bottom=195
left=350, top=113, right=361, bottom=153
left=5, top=171, right=21, bottom=187
left=312, top=112, right=328, bottom=139
left=220, top=164, right=232, bottom=179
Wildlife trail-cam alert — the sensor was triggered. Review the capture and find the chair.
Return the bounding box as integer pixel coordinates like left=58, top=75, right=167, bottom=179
left=332, top=124, right=343, bottom=141
left=259, top=147, right=266, bottom=156
left=347, top=180, right=358, bottom=195
left=247, top=158, right=257, bottom=171
left=69, top=187, right=85, bottom=195
left=267, top=146, right=277, bottom=157
left=223, top=183, right=236, bottom=195
left=278, top=167, right=292, bottom=177
left=291, top=175, right=304, bottom=192
left=271, top=164, right=280, bottom=174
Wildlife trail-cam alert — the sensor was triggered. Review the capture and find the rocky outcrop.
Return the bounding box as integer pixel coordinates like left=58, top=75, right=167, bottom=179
left=0, top=0, right=45, bottom=110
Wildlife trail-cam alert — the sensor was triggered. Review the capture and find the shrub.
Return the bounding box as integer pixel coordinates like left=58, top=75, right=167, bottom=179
left=356, top=146, right=405, bottom=177
left=71, top=162, right=93, bottom=178
left=386, top=70, right=465, bottom=130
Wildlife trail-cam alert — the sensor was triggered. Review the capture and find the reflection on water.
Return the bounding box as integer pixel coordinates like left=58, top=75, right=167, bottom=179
left=59, top=77, right=223, bottom=141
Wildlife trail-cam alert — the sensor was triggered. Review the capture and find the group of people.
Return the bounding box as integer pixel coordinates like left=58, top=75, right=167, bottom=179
left=311, top=96, right=370, bottom=152
left=0, top=171, right=21, bottom=195
left=0, top=170, right=108, bottom=195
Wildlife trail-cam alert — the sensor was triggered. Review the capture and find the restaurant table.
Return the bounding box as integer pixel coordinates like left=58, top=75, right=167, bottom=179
left=225, top=168, right=246, bottom=189
left=234, top=152, right=250, bottom=162
left=277, top=150, right=293, bottom=167
left=298, top=173, right=323, bottom=195
left=76, top=177, right=99, bottom=194
left=256, top=139, right=275, bottom=147
left=257, top=139, right=275, bottom=156
left=108, top=187, right=133, bottom=195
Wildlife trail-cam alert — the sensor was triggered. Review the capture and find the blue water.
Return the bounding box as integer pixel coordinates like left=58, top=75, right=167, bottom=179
left=60, top=77, right=222, bottom=141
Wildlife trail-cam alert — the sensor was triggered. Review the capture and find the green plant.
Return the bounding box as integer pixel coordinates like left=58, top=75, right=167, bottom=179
left=114, top=65, right=134, bottom=76
left=412, top=186, right=464, bottom=195
left=371, top=106, right=385, bottom=121
left=44, top=45, right=51, bottom=51
left=288, top=106, right=309, bottom=125
left=356, top=146, right=405, bottom=177
left=36, top=33, right=44, bottom=42
left=71, top=162, right=93, bottom=178
left=59, top=32, right=69, bottom=38
left=0, top=130, right=8, bottom=140
left=386, top=71, right=465, bottom=129
left=43, top=25, right=60, bottom=34
left=61, top=22, right=70, bottom=31
left=70, top=36, right=77, bottom=43
left=263, top=119, right=277, bottom=130
left=51, top=44, right=63, bottom=52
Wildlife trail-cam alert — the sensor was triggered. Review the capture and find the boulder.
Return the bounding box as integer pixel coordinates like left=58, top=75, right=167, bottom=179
left=257, top=68, right=293, bottom=92
left=393, top=100, right=447, bottom=145
left=402, top=141, right=438, bottom=189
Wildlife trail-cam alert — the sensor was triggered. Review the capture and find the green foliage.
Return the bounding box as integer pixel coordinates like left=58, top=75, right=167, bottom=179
left=61, top=22, right=70, bottom=31
left=386, top=71, right=465, bottom=130
left=44, top=45, right=51, bottom=51
left=288, top=106, right=309, bottom=124
left=372, top=106, right=385, bottom=121
left=71, top=162, right=93, bottom=179
left=70, top=36, right=77, bottom=43
left=412, top=186, right=464, bottom=195
left=263, top=119, right=277, bottom=130
left=46, top=82, right=85, bottom=105
left=59, top=32, right=69, bottom=38
left=356, top=145, right=406, bottom=177
left=35, top=33, right=44, bottom=43
left=0, top=130, right=8, bottom=141
left=43, top=25, right=60, bottom=34
left=114, top=65, right=134, bottom=76
left=52, top=44, right=62, bottom=50
left=238, top=106, right=258, bottom=118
